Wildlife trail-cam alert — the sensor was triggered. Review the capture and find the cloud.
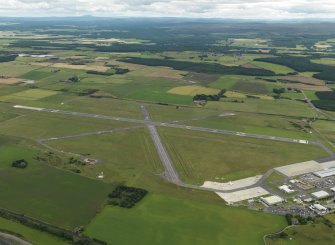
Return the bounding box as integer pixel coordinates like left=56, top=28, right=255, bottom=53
left=0, top=0, right=334, bottom=19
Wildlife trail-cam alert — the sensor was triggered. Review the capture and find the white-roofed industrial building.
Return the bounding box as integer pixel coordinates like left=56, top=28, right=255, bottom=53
left=313, top=168, right=335, bottom=178
left=279, top=185, right=295, bottom=194
left=311, top=190, right=330, bottom=199
left=313, top=204, right=327, bottom=211
left=261, top=196, right=284, bottom=206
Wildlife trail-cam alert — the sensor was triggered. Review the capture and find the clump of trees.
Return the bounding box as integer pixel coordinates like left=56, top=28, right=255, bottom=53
left=193, top=89, right=226, bottom=102
left=59, top=75, right=80, bottom=83
left=255, top=55, right=335, bottom=81
left=273, top=88, right=286, bottom=95
left=0, top=54, right=17, bottom=63
left=108, top=185, right=148, bottom=208
left=79, top=88, right=99, bottom=96
left=285, top=214, right=314, bottom=225
left=12, top=159, right=28, bottom=169
left=86, top=67, right=129, bottom=76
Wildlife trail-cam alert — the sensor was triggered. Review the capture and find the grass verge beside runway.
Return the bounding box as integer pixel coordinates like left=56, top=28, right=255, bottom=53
left=0, top=111, right=135, bottom=138
left=159, top=127, right=328, bottom=184
left=47, top=128, right=164, bottom=178
left=181, top=112, right=314, bottom=140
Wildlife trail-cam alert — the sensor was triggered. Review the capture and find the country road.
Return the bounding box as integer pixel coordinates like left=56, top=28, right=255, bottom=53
left=0, top=232, right=32, bottom=245
left=302, top=90, right=335, bottom=121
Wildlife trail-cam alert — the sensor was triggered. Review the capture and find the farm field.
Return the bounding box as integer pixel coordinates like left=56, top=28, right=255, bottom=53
left=85, top=193, right=286, bottom=245
left=159, top=127, right=328, bottom=183
left=168, top=85, right=219, bottom=96
left=0, top=89, right=59, bottom=101
left=205, top=98, right=316, bottom=118
left=250, top=61, right=295, bottom=74
left=0, top=62, right=40, bottom=77
left=0, top=162, right=112, bottom=229
left=0, top=139, right=112, bottom=229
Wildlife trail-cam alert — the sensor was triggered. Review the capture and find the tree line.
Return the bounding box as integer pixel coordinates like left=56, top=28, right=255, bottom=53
left=119, top=58, right=275, bottom=76
left=0, top=207, right=107, bottom=245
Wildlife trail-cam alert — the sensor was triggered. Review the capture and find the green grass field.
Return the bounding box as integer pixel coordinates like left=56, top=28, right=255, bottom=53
left=0, top=144, right=37, bottom=168
left=47, top=128, right=164, bottom=179
left=251, top=61, right=295, bottom=74
left=0, top=140, right=113, bottom=229
left=232, top=81, right=269, bottom=94
left=0, top=62, right=40, bottom=77
left=159, top=127, right=328, bottom=183
left=0, top=111, right=134, bottom=138
left=266, top=223, right=335, bottom=245
left=0, top=89, right=59, bottom=101
left=0, top=217, right=70, bottom=245
left=205, top=98, right=316, bottom=118
left=311, top=58, right=335, bottom=66
left=182, top=112, right=314, bottom=140
left=20, top=69, right=54, bottom=80
left=15, top=95, right=145, bottom=120
left=85, top=193, right=286, bottom=245
left=147, top=103, right=219, bottom=122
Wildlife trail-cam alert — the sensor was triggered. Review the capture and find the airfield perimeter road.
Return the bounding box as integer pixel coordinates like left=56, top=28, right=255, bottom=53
left=13, top=104, right=335, bottom=194
left=0, top=232, right=32, bottom=245
left=302, top=90, right=335, bottom=121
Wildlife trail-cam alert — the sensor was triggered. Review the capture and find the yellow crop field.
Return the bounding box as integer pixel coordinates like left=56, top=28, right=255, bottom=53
left=168, top=85, right=220, bottom=96
left=0, top=78, right=24, bottom=84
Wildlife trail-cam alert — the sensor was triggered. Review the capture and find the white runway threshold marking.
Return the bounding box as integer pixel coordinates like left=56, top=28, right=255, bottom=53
left=13, top=105, right=44, bottom=111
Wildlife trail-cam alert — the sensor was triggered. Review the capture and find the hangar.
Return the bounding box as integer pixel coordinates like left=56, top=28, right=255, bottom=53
left=313, top=168, right=335, bottom=178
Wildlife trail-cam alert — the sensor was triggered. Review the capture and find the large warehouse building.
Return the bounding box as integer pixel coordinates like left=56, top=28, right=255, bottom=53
left=261, top=196, right=284, bottom=206
left=311, top=190, right=330, bottom=199
left=313, top=168, right=335, bottom=178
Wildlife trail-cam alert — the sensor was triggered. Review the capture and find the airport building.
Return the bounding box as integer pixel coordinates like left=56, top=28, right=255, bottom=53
left=310, top=203, right=328, bottom=215
left=279, top=185, right=295, bottom=194
left=313, top=168, right=335, bottom=178
left=311, top=190, right=330, bottom=199
left=261, top=196, right=284, bottom=206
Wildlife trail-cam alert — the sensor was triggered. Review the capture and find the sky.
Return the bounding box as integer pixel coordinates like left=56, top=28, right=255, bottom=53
left=1, top=0, right=335, bottom=19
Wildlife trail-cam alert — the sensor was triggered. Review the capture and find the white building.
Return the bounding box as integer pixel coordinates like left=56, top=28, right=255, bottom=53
left=311, top=190, right=330, bottom=199
left=279, top=185, right=295, bottom=194
left=261, top=196, right=284, bottom=206
left=313, top=204, right=327, bottom=211
left=313, top=168, right=335, bottom=178
left=330, top=187, right=335, bottom=192
left=310, top=204, right=328, bottom=214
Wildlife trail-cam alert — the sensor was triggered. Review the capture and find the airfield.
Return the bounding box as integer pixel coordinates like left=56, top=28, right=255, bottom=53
left=0, top=19, right=335, bottom=245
